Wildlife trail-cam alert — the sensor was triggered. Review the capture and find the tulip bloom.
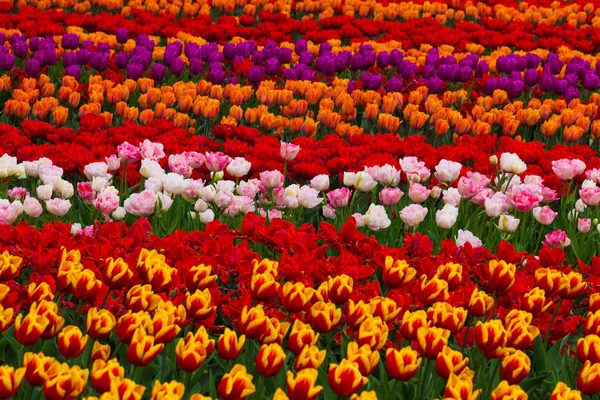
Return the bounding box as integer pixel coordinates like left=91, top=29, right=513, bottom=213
left=127, top=328, right=164, bottom=366
left=309, top=301, right=341, bottom=333
left=328, top=360, right=367, bottom=397
left=436, top=346, right=469, bottom=379
left=416, top=326, right=450, bottom=359
left=490, top=380, right=528, bottom=400
left=286, top=368, right=323, bottom=400
left=294, top=345, right=326, bottom=371
left=500, top=350, right=531, bottom=384
left=280, top=282, right=312, bottom=313
left=14, top=311, right=49, bottom=346
left=346, top=342, right=380, bottom=377
left=0, top=366, right=25, bottom=398
left=287, top=320, right=320, bottom=355
left=382, top=256, right=416, bottom=289
left=217, top=328, right=245, bottom=361
left=385, top=347, right=421, bottom=381
left=475, top=320, right=508, bottom=353
left=578, top=335, right=600, bottom=365
left=43, top=366, right=89, bottom=400
left=326, top=274, right=353, bottom=304
left=91, top=359, right=125, bottom=394
left=176, top=332, right=210, bottom=372
left=217, top=365, right=256, bottom=400
left=86, top=308, right=116, bottom=340
left=255, top=343, right=286, bottom=377
left=549, top=382, right=583, bottom=400
left=357, top=316, right=389, bottom=351
left=58, top=326, right=89, bottom=359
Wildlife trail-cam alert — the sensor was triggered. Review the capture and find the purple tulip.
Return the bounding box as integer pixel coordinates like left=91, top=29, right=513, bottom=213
left=427, top=77, right=443, bottom=94
left=90, top=52, right=108, bottom=71
left=97, top=42, right=111, bottom=53
left=81, top=40, right=94, bottom=49
left=8, top=34, right=25, bottom=46
left=170, top=58, right=184, bottom=76
left=126, top=63, right=144, bottom=80
left=251, top=51, right=264, bottom=65
left=65, top=65, right=82, bottom=81
left=553, top=79, right=568, bottom=95
left=334, top=56, right=347, bottom=73
left=540, top=73, right=554, bottom=92
left=399, top=60, right=416, bottom=80
left=316, top=56, right=335, bottom=75
left=319, top=42, right=332, bottom=56
left=425, top=48, right=439, bottom=67
left=299, top=68, right=315, bottom=81
left=295, top=39, right=307, bottom=55
left=583, top=73, right=600, bottom=91
left=114, top=52, right=130, bottom=69
left=151, top=63, right=165, bottom=81
left=350, top=54, right=363, bottom=71
left=438, top=64, right=454, bottom=81
left=207, top=52, right=223, bottom=64
left=264, top=58, right=280, bottom=75
left=564, top=74, right=578, bottom=88
left=460, top=54, right=479, bottom=69
left=523, top=69, right=539, bottom=86
left=299, top=51, right=313, bottom=66
left=207, top=68, right=226, bottom=85
left=223, top=43, right=236, bottom=60
left=475, top=61, right=489, bottom=78
left=189, top=58, right=203, bottom=75
left=424, top=65, right=435, bottom=79
left=388, top=49, right=403, bottom=67
left=278, top=48, right=292, bottom=64
left=63, top=52, right=77, bottom=67
left=76, top=49, right=90, bottom=65
left=248, top=65, right=264, bottom=84
left=506, top=80, right=524, bottom=98
left=29, top=36, right=41, bottom=52
left=525, top=53, right=541, bottom=69
left=377, top=51, right=390, bottom=68
left=228, top=76, right=238, bottom=85
left=283, top=68, right=297, bottom=81
left=483, top=78, right=498, bottom=95
left=564, top=87, right=579, bottom=103
left=361, top=72, right=382, bottom=90
left=25, top=59, right=40, bottom=76
left=61, top=34, right=79, bottom=50
left=347, top=80, right=357, bottom=94
left=116, top=28, right=129, bottom=44
left=0, top=33, right=5, bottom=46
left=385, top=77, right=403, bottom=92
left=13, top=41, right=28, bottom=59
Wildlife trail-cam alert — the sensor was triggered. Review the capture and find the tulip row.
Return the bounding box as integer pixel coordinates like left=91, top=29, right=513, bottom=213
left=0, top=212, right=597, bottom=399
left=3, top=137, right=600, bottom=264
left=3, top=32, right=600, bottom=145
left=5, top=1, right=600, bottom=51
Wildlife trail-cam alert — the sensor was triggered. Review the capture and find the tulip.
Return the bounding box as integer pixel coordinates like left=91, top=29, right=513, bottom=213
left=185, top=289, right=216, bottom=321
left=382, top=256, right=416, bottom=289
left=500, top=350, right=531, bottom=384
left=490, top=380, right=528, bottom=400
left=14, top=311, right=49, bottom=346
left=287, top=368, right=323, bottom=400
left=486, top=260, right=516, bottom=294
left=43, top=365, right=89, bottom=400
left=127, top=328, right=164, bottom=366
left=416, top=326, right=450, bottom=359
left=443, top=373, right=481, bottom=400
left=346, top=342, right=380, bottom=376
left=287, top=320, right=320, bottom=355
left=419, top=274, right=450, bottom=306
left=475, top=320, right=508, bottom=353
left=86, top=308, right=116, bottom=340
left=326, top=274, right=353, bottom=304
left=104, top=257, right=134, bottom=288
left=58, top=326, right=89, bottom=359
left=217, top=365, right=256, bottom=400
left=255, top=343, right=286, bottom=377
left=294, top=345, right=326, bottom=371
left=578, top=335, right=600, bottom=364
left=91, top=342, right=111, bottom=363
left=91, top=359, right=124, bottom=394
left=250, top=272, right=280, bottom=302
left=151, top=380, right=185, bottom=399
left=280, top=281, right=312, bottom=313
left=309, top=301, right=341, bottom=333
left=386, top=347, right=421, bottom=381
left=357, top=316, right=388, bottom=351
left=217, top=328, right=245, bottom=361
left=328, top=360, right=367, bottom=397
left=550, top=382, right=582, bottom=400
left=0, top=366, right=25, bottom=398
left=369, top=296, right=401, bottom=324
left=436, top=345, right=469, bottom=379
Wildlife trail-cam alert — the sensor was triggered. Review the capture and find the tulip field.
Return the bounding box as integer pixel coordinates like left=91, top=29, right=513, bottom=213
left=3, top=0, right=600, bottom=399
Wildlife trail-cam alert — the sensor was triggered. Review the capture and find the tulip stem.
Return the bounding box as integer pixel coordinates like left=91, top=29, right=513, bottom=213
left=417, top=358, right=431, bottom=399
left=389, top=379, right=399, bottom=399
left=544, top=298, right=563, bottom=350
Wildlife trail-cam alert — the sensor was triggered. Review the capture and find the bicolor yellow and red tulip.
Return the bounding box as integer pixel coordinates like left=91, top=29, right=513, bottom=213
left=217, top=364, right=256, bottom=400
left=328, top=359, right=368, bottom=397
left=256, top=343, right=286, bottom=377
left=127, top=328, right=164, bottom=367
left=385, top=347, right=422, bottom=381
left=286, top=368, right=323, bottom=400
left=217, top=328, right=246, bottom=361
left=500, top=350, right=531, bottom=384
